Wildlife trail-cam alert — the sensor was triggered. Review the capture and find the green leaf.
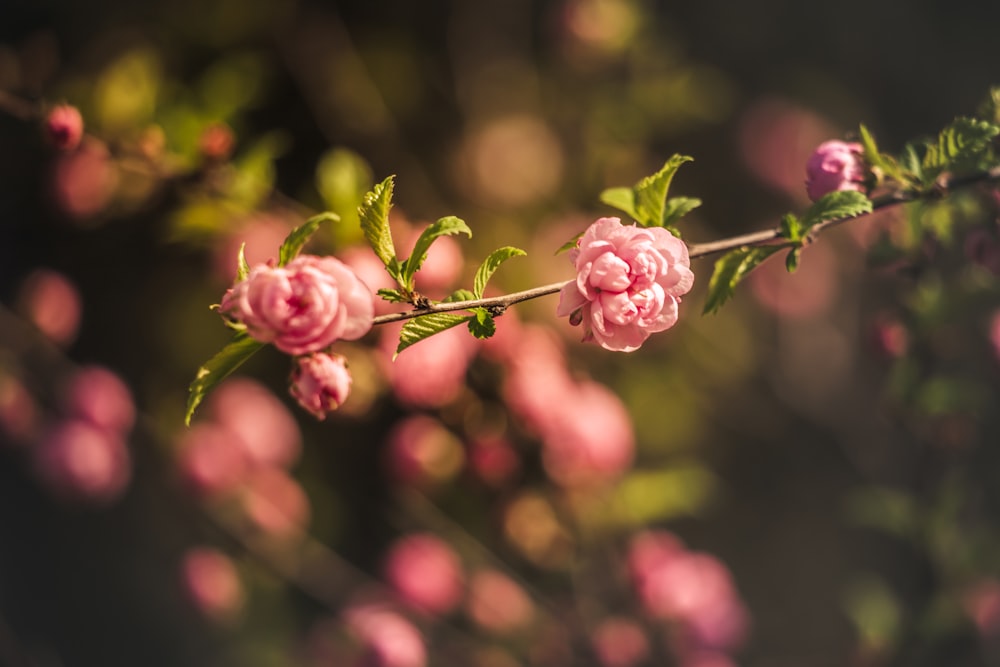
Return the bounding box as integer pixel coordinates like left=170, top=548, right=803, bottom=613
left=396, top=313, right=470, bottom=357
left=858, top=124, right=907, bottom=184
left=661, top=196, right=702, bottom=226
left=634, top=154, right=694, bottom=227
left=785, top=247, right=801, bottom=273
left=236, top=242, right=250, bottom=281
left=359, top=175, right=399, bottom=275
left=473, top=246, right=526, bottom=298
left=400, top=216, right=472, bottom=290
left=599, top=186, right=640, bottom=220
left=703, top=245, right=787, bottom=314
left=555, top=230, right=585, bottom=255
left=377, top=288, right=410, bottom=304
left=779, top=213, right=803, bottom=242
left=923, top=117, right=1000, bottom=178
left=278, top=212, right=338, bottom=266
left=467, top=308, right=496, bottom=338
left=802, top=190, right=873, bottom=228
left=445, top=289, right=475, bottom=302
left=185, top=334, right=265, bottom=425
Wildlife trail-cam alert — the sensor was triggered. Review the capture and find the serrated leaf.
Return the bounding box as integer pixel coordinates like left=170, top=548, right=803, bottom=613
left=703, top=245, right=787, bottom=314
left=802, top=190, right=873, bottom=227
left=278, top=212, right=338, bottom=266
left=634, top=154, right=694, bottom=227
left=445, top=289, right=475, bottom=302
left=923, top=117, right=1000, bottom=178
left=556, top=230, right=585, bottom=255
left=377, top=288, right=410, bottom=304
left=400, top=216, right=472, bottom=290
left=185, top=334, right=265, bottom=425
left=473, top=246, right=526, bottom=298
left=396, top=313, right=470, bottom=357
left=236, top=242, right=250, bottom=281
left=468, top=308, right=496, bottom=338
left=661, top=196, right=702, bottom=226
left=599, top=187, right=640, bottom=220
left=359, top=175, right=399, bottom=274
left=858, top=125, right=907, bottom=184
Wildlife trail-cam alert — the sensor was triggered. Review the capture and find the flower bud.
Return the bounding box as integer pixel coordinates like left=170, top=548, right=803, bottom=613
left=290, top=353, right=352, bottom=419
left=44, top=104, right=84, bottom=151
left=805, top=140, right=865, bottom=202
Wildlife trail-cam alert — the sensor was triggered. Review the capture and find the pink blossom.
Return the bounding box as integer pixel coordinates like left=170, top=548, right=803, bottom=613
left=176, top=423, right=249, bottom=497
left=383, top=415, right=464, bottom=489
left=383, top=533, right=464, bottom=615
left=18, top=269, right=82, bottom=346
left=180, top=547, right=244, bottom=621
left=44, top=104, right=84, bottom=151
left=220, top=255, right=374, bottom=355
left=212, top=214, right=293, bottom=282
left=467, top=435, right=520, bottom=488
left=380, top=323, right=479, bottom=408
left=627, top=531, right=685, bottom=583
left=290, top=353, right=352, bottom=419
left=501, top=324, right=576, bottom=436
left=591, top=617, right=650, bottom=667
left=52, top=138, right=117, bottom=218
left=540, top=380, right=635, bottom=487
left=963, top=578, right=1000, bottom=637
left=34, top=420, right=131, bottom=503
left=239, top=467, right=310, bottom=539
left=207, top=378, right=301, bottom=469
left=466, top=569, right=534, bottom=634
left=805, top=140, right=866, bottom=202
left=344, top=606, right=427, bottom=667
left=60, top=366, right=136, bottom=435
left=558, top=217, right=693, bottom=352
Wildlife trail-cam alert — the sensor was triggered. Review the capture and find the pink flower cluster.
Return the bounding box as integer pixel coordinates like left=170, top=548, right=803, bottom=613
left=804, top=140, right=866, bottom=202
left=558, top=217, right=694, bottom=352
left=220, top=254, right=376, bottom=417
left=628, top=531, right=749, bottom=662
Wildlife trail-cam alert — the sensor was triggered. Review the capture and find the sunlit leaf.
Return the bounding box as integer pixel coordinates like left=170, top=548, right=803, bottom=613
left=599, top=186, right=640, bottom=220
left=278, top=212, right=338, bottom=266
left=400, top=216, right=472, bottom=290
left=661, top=196, right=702, bottom=227
left=555, top=230, right=585, bottom=255
left=923, top=117, right=1000, bottom=178
left=634, top=154, right=694, bottom=227
left=359, top=175, right=399, bottom=276
left=185, top=334, right=264, bottom=426
left=236, top=243, right=250, bottom=281
left=377, top=288, right=410, bottom=304
left=802, top=190, right=873, bottom=228
left=703, top=245, right=787, bottom=314
left=473, top=246, right=526, bottom=298
left=395, top=312, right=470, bottom=357
left=467, top=308, right=496, bottom=339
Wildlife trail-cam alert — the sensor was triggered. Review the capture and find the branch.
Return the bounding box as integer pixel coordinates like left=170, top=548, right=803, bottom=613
left=371, top=165, right=1000, bottom=326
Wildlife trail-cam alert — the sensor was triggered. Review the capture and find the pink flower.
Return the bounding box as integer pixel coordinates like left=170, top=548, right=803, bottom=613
left=18, top=269, right=82, bottom=346
left=220, top=255, right=374, bottom=355
left=344, top=606, right=427, bottom=667
left=206, top=378, right=301, bottom=469
left=465, top=569, right=534, bottom=634
left=34, top=420, right=131, bottom=503
left=383, top=415, right=464, bottom=489
left=60, top=366, right=136, bottom=435
left=290, top=353, right=352, bottom=419
left=180, top=547, right=244, bottom=621
left=380, top=323, right=479, bottom=408
left=44, top=104, right=84, bottom=151
left=176, top=423, right=249, bottom=497
left=557, top=217, right=693, bottom=352
left=383, top=533, right=464, bottom=615
left=805, top=140, right=866, bottom=202
left=591, top=617, right=650, bottom=667
left=239, top=467, right=311, bottom=539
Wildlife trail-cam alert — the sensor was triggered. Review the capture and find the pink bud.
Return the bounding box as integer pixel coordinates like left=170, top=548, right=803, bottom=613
left=383, top=533, right=463, bottom=615
left=207, top=378, right=301, bottom=469
left=384, top=415, right=464, bottom=489
left=240, top=467, right=310, bottom=539
left=344, top=606, right=427, bottom=667
left=175, top=423, right=250, bottom=497
left=180, top=547, right=244, bottom=621
left=870, top=316, right=909, bottom=359
left=198, top=123, right=235, bottom=161
left=34, top=420, right=131, bottom=503
left=61, top=366, right=136, bottom=435
left=18, top=269, right=82, bottom=346
left=290, top=353, right=352, bottom=419
left=465, top=569, right=534, bottom=634
left=805, top=140, right=866, bottom=202
left=44, top=104, right=84, bottom=151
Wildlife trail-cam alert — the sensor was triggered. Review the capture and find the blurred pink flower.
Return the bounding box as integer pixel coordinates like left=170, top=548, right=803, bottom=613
left=61, top=365, right=136, bottom=435
left=344, top=605, right=427, bottom=667
left=207, top=378, right=301, bottom=469
left=52, top=138, right=117, bottom=218
left=628, top=531, right=685, bottom=583
left=591, top=617, right=650, bottom=667
left=383, top=533, right=464, bottom=615
left=220, top=255, right=374, bottom=355
left=175, top=423, right=249, bottom=498
left=381, top=324, right=479, bottom=408
left=870, top=315, right=909, bottom=359
left=466, top=569, right=534, bottom=634
left=501, top=324, right=576, bottom=436
left=383, top=415, right=464, bottom=489
left=747, top=242, right=837, bottom=320
left=540, top=380, right=635, bottom=487
left=180, top=547, right=244, bottom=621
left=34, top=420, right=130, bottom=503
left=805, top=140, right=866, bottom=202
left=558, top=217, right=693, bottom=351
left=467, top=435, right=520, bottom=488
left=240, top=467, right=310, bottom=539
left=44, top=104, right=83, bottom=151
left=213, top=214, right=293, bottom=282
left=339, top=246, right=399, bottom=315
left=18, top=269, right=82, bottom=346
left=963, top=578, right=1000, bottom=637
left=290, top=353, right=352, bottom=419
left=678, top=651, right=738, bottom=667
left=198, top=122, right=235, bottom=162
